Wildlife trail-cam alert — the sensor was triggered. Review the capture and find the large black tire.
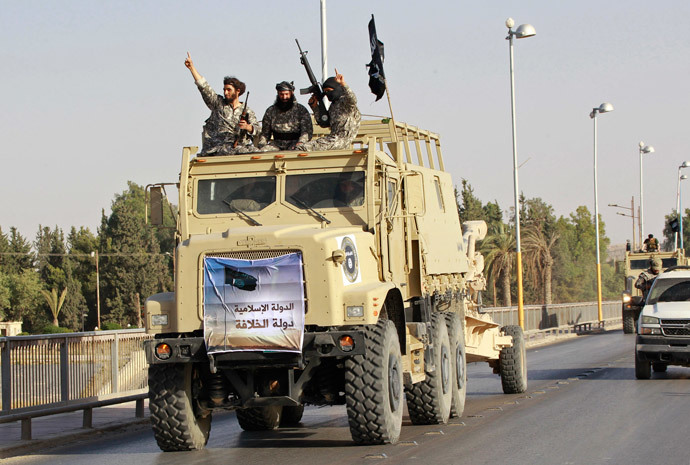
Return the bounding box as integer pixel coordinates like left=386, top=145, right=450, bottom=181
left=149, top=363, right=211, bottom=451
left=499, top=325, right=528, bottom=394
left=344, top=319, right=404, bottom=444
left=406, top=313, right=453, bottom=425
left=280, top=405, right=305, bottom=426
left=236, top=406, right=282, bottom=431
left=635, top=352, right=651, bottom=379
left=623, top=313, right=635, bottom=334
left=445, top=313, right=467, bottom=418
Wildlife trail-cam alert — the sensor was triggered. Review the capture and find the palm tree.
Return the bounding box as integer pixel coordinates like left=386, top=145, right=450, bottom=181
left=41, top=287, right=67, bottom=326
left=480, top=227, right=516, bottom=307
left=522, top=225, right=559, bottom=305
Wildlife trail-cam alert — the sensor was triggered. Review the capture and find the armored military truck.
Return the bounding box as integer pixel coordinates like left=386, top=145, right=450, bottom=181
left=620, top=249, right=687, bottom=333
left=143, top=119, right=526, bottom=451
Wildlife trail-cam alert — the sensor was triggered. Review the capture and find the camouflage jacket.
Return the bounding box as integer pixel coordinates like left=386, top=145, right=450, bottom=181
left=257, top=102, right=313, bottom=150
left=635, top=270, right=657, bottom=297
left=195, top=78, right=260, bottom=155
left=301, top=84, right=361, bottom=151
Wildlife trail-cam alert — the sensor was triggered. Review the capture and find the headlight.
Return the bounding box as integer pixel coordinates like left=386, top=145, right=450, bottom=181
left=151, top=314, right=169, bottom=326
left=346, top=305, right=364, bottom=318
left=639, top=327, right=662, bottom=335
left=640, top=315, right=659, bottom=325
left=622, top=293, right=631, bottom=303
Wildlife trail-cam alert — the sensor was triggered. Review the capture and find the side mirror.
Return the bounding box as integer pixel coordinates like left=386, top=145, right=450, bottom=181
left=149, top=186, right=164, bottom=226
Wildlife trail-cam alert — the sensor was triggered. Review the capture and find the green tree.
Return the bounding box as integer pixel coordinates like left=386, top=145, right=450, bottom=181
left=40, top=287, right=67, bottom=326
left=480, top=226, right=515, bottom=307
left=99, top=182, right=172, bottom=327
left=457, top=179, right=485, bottom=224
left=522, top=224, right=559, bottom=305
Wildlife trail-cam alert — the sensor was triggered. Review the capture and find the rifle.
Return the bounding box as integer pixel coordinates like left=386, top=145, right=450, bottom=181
left=234, top=91, right=250, bottom=148
left=295, top=39, right=330, bottom=128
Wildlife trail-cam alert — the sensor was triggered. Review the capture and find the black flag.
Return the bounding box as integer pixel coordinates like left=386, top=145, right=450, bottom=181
left=367, top=15, right=386, bottom=101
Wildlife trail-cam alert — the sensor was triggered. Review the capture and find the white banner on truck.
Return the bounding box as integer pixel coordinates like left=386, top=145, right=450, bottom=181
left=203, top=253, right=305, bottom=354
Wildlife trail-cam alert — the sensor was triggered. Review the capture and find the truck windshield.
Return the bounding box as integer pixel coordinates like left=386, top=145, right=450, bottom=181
left=197, top=176, right=276, bottom=214
left=647, top=277, right=690, bottom=304
left=286, top=171, right=365, bottom=209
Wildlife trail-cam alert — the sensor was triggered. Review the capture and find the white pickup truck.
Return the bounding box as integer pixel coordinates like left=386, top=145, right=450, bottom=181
left=635, top=267, right=690, bottom=379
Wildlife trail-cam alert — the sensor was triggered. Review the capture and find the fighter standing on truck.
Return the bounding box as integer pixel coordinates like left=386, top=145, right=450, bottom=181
left=643, top=234, right=659, bottom=252
left=635, top=256, right=662, bottom=298
left=257, top=81, right=313, bottom=151
left=184, top=52, right=259, bottom=155
left=296, top=69, right=361, bottom=151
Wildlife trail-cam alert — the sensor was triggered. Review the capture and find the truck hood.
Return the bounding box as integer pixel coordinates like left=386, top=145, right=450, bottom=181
left=643, top=302, right=690, bottom=319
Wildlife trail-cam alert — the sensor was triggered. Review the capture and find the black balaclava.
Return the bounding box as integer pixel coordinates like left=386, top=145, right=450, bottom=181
left=322, top=77, right=344, bottom=102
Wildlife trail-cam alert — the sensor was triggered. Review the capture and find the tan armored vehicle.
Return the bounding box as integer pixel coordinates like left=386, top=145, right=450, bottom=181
left=620, top=249, right=687, bottom=333
left=143, top=119, right=527, bottom=451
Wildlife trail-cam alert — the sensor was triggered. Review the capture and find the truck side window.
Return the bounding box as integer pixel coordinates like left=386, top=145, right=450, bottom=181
left=286, top=172, right=365, bottom=209
left=433, top=177, right=444, bottom=211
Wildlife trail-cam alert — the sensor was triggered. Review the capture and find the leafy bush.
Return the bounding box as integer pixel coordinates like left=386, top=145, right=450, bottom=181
left=41, top=325, right=71, bottom=334
left=101, top=322, right=123, bottom=330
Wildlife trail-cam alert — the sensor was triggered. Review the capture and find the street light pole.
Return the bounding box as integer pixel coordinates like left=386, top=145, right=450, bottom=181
left=675, top=162, right=690, bottom=250
left=506, top=17, right=535, bottom=329
left=638, top=142, right=655, bottom=238
left=591, top=102, right=614, bottom=322
left=681, top=174, right=688, bottom=251
left=91, top=251, right=101, bottom=330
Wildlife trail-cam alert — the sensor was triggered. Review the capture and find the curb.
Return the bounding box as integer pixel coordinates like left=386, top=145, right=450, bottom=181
left=0, top=417, right=151, bottom=460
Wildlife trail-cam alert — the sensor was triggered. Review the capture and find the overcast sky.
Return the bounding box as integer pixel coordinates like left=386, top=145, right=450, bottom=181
left=2, top=1, right=689, bottom=247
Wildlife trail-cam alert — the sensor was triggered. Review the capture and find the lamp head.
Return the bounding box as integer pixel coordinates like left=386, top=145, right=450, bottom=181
left=515, top=23, right=536, bottom=38
left=682, top=174, right=688, bottom=180
left=505, top=17, right=515, bottom=28
left=682, top=161, right=690, bottom=168
left=598, top=102, right=614, bottom=113
left=642, top=145, right=655, bottom=154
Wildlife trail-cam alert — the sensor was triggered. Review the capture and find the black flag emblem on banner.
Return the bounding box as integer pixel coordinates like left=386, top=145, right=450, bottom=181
left=367, top=15, right=386, bottom=101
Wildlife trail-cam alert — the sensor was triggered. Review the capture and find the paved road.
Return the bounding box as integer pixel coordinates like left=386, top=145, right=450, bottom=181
left=5, top=330, right=690, bottom=465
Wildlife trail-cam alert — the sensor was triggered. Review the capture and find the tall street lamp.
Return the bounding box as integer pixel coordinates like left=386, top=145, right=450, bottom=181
left=680, top=174, right=689, bottom=251
left=639, top=142, right=655, bottom=238
left=90, top=251, right=101, bottom=330
left=675, top=162, right=690, bottom=250
left=506, top=17, right=536, bottom=329
left=591, top=102, right=614, bottom=322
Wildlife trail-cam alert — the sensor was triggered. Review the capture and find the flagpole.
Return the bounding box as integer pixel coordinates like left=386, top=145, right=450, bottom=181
left=320, top=0, right=327, bottom=83
left=383, top=79, right=398, bottom=142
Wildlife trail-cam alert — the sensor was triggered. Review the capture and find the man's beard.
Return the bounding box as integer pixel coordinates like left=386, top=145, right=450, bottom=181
left=275, top=96, right=295, bottom=111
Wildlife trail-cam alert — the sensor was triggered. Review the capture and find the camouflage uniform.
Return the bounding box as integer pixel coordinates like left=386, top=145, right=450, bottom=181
left=300, top=84, right=361, bottom=151
left=195, top=78, right=260, bottom=155
left=257, top=102, right=313, bottom=151
left=635, top=270, right=657, bottom=298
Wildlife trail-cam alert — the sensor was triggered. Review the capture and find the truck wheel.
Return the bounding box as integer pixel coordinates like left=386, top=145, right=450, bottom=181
left=344, top=319, right=404, bottom=444
left=652, top=363, right=667, bottom=373
left=445, top=313, right=467, bottom=418
left=623, top=313, right=635, bottom=334
left=635, top=352, right=651, bottom=379
left=236, top=406, right=282, bottom=431
left=406, top=313, right=453, bottom=425
left=499, top=325, right=528, bottom=394
left=149, top=363, right=211, bottom=451
left=280, top=405, right=305, bottom=426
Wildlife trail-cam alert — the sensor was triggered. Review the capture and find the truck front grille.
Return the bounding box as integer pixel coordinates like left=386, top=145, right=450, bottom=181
left=208, top=249, right=300, bottom=261
left=660, top=319, right=690, bottom=337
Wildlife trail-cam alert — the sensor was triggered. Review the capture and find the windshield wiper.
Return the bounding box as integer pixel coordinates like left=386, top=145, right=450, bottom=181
left=291, top=196, right=331, bottom=224
left=223, top=200, right=262, bottom=226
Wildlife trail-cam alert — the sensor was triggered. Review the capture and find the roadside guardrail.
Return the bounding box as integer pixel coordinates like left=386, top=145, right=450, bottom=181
left=0, top=329, right=152, bottom=440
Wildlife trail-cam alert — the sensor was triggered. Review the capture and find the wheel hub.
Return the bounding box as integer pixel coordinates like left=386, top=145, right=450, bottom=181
left=388, top=354, right=401, bottom=412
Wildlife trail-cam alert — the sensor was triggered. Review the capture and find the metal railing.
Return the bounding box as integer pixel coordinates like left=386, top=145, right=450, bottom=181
left=481, top=300, right=620, bottom=334
left=0, top=329, right=152, bottom=440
